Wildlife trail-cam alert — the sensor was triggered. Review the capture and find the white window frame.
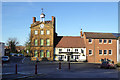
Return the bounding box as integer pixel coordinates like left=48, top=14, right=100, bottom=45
left=89, top=49, right=92, bottom=55
left=59, top=49, right=62, bottom=52
left=108, top=39, right=112, bottom=44
left=67, top=49, right=70, bottom=52
left=88, top=39, right=92, bottom=44
left=104, top=39, right=107, bottom=44
left=108, top=50, right=112, bottom=55
left=34, top=30, right=38, bottom=35
left=104, top=50, right=107, bottom=55
left=40, top=30, right=44, bottom=35
left=99, top=50, right=103, bottom=55
left=99, top=39, right=102, bottom=44
left=75, top=49, right=78, bottom=52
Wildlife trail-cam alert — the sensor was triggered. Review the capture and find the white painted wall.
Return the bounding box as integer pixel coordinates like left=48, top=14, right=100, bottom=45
left=0, top=42, right=5, bottom=57
left=55, top=48, right=86, bottom=61
left=117, top=39, right=120, bottom=63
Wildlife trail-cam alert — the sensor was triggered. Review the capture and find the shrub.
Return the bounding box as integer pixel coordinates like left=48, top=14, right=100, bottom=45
left=42, top=57, right=49, bottom=61
left=116, top=63, right=120, bottom=67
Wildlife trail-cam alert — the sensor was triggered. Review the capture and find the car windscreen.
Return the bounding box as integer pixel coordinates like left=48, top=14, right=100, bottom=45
left=2, top=57, right=8, bottom=58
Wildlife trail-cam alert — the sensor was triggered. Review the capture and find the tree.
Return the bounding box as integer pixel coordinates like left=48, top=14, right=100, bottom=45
left=6, top=38, right=19, bottom=53
left=24, top=33, right=31, bottom=56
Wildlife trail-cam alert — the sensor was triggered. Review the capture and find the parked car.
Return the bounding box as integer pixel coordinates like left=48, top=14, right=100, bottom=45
left=10, top=53, right=16, bottom=56
left=14, top=54, right=18, bottom=56
left=100, top=61, right=116, bottom=69
left=2, top=56, right=10, bottom=62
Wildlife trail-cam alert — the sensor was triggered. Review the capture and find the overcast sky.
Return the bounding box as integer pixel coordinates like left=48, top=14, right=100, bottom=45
left=2, top=2, right=118, bottom=45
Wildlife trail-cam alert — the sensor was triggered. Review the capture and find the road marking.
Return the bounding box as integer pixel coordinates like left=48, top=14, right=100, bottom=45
left=2, top=72, right=14, bottom=75
left=22, top=57, right=25, bottom=63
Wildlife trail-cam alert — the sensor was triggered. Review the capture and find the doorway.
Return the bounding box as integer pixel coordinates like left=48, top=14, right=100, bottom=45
left=67, top=55, right=70, bottom=61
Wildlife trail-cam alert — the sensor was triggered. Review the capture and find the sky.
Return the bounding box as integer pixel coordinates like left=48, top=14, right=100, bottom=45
left=2, top=2, right=118, bottom=46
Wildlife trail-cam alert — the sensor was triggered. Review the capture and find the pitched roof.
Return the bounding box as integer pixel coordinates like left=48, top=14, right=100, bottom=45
left=84, top=32, right=117, bottom=39
left=56, top=36, right=85, bottom=48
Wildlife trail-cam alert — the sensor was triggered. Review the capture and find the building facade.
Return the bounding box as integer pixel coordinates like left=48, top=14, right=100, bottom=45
left=30, top=10, right=119, bottom=63
left=30, top=11, right=55, bottom=61
left=0, top=42, right=5, bottom=57
left=83, top=32, right=118, bottom=64
left=55, top=36, right=86, bottom=62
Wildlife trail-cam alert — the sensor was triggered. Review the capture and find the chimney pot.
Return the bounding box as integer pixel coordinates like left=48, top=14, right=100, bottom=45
left=80, top=29, right=83, bottom=37
left=52, top=16, right=54, bottom=22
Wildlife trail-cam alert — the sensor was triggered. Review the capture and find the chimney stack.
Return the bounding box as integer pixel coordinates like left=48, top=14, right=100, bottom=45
left=52, top=16, right=55, bottom=23
left=33, top=17, right=36, bottom=23
left=80, top=29, right=83, bottom=37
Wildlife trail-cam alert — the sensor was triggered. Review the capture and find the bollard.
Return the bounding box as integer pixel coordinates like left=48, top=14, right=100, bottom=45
left=68, top=62, right=70, bottom=70
left=15, top=64, right=17, bottom=74
left=59, top=62, right=61, bottom=69
left=35, top=64, right=37, bottom=74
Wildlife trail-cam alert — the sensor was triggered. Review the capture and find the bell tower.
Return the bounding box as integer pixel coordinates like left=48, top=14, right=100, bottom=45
left=40, top=8, right=45, bottom=22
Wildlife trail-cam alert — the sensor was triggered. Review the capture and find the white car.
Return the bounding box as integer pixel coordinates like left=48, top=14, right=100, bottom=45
left=2, top=56, right=10, bottom=62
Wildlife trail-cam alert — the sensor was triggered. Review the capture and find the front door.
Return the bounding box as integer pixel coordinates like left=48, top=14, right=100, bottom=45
left=67, top=55, right=70, bottom=61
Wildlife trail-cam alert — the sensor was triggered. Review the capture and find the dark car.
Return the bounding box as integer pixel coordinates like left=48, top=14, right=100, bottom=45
left=100, top=61, right=116, bottom=69
left=2, top=56, right=10, bottom=62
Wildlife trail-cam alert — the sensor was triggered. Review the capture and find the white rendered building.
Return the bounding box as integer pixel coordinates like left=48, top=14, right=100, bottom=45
left=55, top=36, right=86, bottom=62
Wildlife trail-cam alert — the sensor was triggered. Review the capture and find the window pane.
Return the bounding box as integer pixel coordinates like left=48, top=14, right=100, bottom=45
left=109, top=50, right=112, bottom=55
left=99, top=39, right=102, bottom=43
left=34, top=39, right=38, bottom=46
left=46, top=39, right=50, bottom=46
left=104, top=40, right=107, bottom=43
left=34, top=30, right=38, bottom=35
left=46, top=50, right=50, bottom=58
left=89, top=50, right=92, bottom=55
left=34, top=50, right=38, bottom=57
left=40, top=39, right=44, bottom=46
left=40, top=50, right=44, bottom=58
left=109, top=40, right=112, bottom=43
left=89, top=39, right=92, bottom=42
left=40, top=30, right=44, bottom=35
left=46, top=30, right=50, bottom=35
left=59, top=49, right=62, bottom=52
left=99, top=50, right=102, bottom=54
left=104, top=50, right=107, bottom=54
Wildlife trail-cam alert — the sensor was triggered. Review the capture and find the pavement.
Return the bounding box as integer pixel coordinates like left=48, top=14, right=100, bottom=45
left=1, top=56, right=120, bottom=80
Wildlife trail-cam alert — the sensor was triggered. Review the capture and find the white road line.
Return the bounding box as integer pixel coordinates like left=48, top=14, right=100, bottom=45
left=22, top=57, right=25, bottom=63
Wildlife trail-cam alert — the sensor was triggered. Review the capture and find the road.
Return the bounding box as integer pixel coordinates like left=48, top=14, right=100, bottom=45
left=2, top=56, right=120, bottom=80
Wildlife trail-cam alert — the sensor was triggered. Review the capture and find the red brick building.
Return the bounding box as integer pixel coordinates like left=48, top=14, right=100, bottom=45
left=83, top=32, right=118, bottom=64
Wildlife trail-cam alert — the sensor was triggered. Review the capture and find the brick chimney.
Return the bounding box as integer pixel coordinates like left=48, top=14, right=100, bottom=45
left=80, top=29, right=83, bottom=37
left=52, top=16, right=54, bottom=22
left=33, top=17, right=36, bottom=23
